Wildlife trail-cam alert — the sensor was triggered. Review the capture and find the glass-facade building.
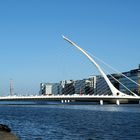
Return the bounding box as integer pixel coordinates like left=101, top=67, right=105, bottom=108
left=75, top=78, right=95, bottom=95
left=60, top=80, right=75, bottom=95
left=39, top=83, right=60, bottom=95
left=95, top=74, right=120, bottom=95
left=119, top=67, right=140, bottom=96
left=39, top=65, right=140, bottom=96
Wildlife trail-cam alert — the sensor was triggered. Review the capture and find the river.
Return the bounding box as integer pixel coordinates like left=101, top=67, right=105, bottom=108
left=0, top=104, right=140, bottom=140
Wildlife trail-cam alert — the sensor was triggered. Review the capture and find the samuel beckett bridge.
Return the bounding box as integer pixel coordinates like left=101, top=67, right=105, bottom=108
left=0, top=36, right=140, bottom=105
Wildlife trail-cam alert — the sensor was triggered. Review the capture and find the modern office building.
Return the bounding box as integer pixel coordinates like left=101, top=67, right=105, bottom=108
left=39, top=83, right=60, bottom=95
left=74, top=76, right=96, bottom=95
left=39, top=65, right=140, bottom=96
left=95, top=65, right=140, bottom=96
left=95, top=74, right=120, bottom=95
left=60, top=80, right=75, bottom=95
left=74, top=79, right=91, bottom=95
left=119, top=65, right=140, bottom=96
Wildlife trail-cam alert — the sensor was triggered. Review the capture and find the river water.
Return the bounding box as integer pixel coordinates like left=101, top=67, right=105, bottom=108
left=0, top=105, right=140, bottom=140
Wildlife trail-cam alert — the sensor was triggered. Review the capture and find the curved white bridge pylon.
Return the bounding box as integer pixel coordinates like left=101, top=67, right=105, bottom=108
left=62, top=35, right=137, bottom=97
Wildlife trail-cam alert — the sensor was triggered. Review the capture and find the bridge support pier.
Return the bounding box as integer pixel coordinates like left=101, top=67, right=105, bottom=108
left=61, top=100, right=64, bottom=103
left=139, top=100, right=140, bottom=104
left=100, top=100, right=103, bottom=105
left=116, top=99, right=120, bottom=105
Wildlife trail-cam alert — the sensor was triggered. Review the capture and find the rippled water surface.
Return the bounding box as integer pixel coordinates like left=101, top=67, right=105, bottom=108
left=0, top=105, right=140, bottom=140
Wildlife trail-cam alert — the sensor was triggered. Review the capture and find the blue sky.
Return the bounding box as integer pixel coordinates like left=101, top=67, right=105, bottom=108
left=0, top=0, right=140, bottom=95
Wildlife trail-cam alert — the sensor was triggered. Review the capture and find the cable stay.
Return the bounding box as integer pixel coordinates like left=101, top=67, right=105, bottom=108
left=86, top=51, right=139, bottom=96
left=62, top=35, right=139, bottom=97
left=105, top=70, right=138, bottom=96
left=87, top=51, right=140, bottom=87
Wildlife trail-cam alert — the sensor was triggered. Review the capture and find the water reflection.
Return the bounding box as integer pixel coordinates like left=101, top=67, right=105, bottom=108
left=35, top=104, right=140, bottom=113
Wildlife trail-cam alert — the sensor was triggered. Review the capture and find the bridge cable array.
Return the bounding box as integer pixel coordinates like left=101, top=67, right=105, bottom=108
left=87, top=51, right=139, bottom=96
left=88, top=51, right=140, bottom=87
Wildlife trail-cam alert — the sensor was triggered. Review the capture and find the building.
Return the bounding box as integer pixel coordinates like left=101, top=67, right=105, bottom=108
left=75, top=79, right=88, bottom=95
left=95, top=74, right=120, bottom=95
left=75, top=76, right=96, bottom=95
left=119, top=65, right=140, bottom=96
left=39, top=83, right=60, bottom=95
left=60, top=80, right=75, bottom=95
left=39, top=65, right=140, bottom=96
left=95, top=75, right=110, bottom=95
left=95, top=65, right=140, bottom=96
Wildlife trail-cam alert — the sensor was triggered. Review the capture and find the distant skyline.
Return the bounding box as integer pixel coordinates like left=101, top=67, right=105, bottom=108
left=0, top=0, right=140, bottom=95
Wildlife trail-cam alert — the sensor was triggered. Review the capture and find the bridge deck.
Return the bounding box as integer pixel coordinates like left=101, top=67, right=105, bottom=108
left=0, top=95, right=140, bottom=101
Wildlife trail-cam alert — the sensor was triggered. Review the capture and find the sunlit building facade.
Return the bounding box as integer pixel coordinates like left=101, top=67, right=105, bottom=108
left=39, top=83, right=60, bottom=95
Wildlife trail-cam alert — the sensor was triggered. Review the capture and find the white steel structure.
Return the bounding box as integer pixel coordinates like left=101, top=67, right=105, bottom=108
left=62, top=36, right=137, bottom=97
